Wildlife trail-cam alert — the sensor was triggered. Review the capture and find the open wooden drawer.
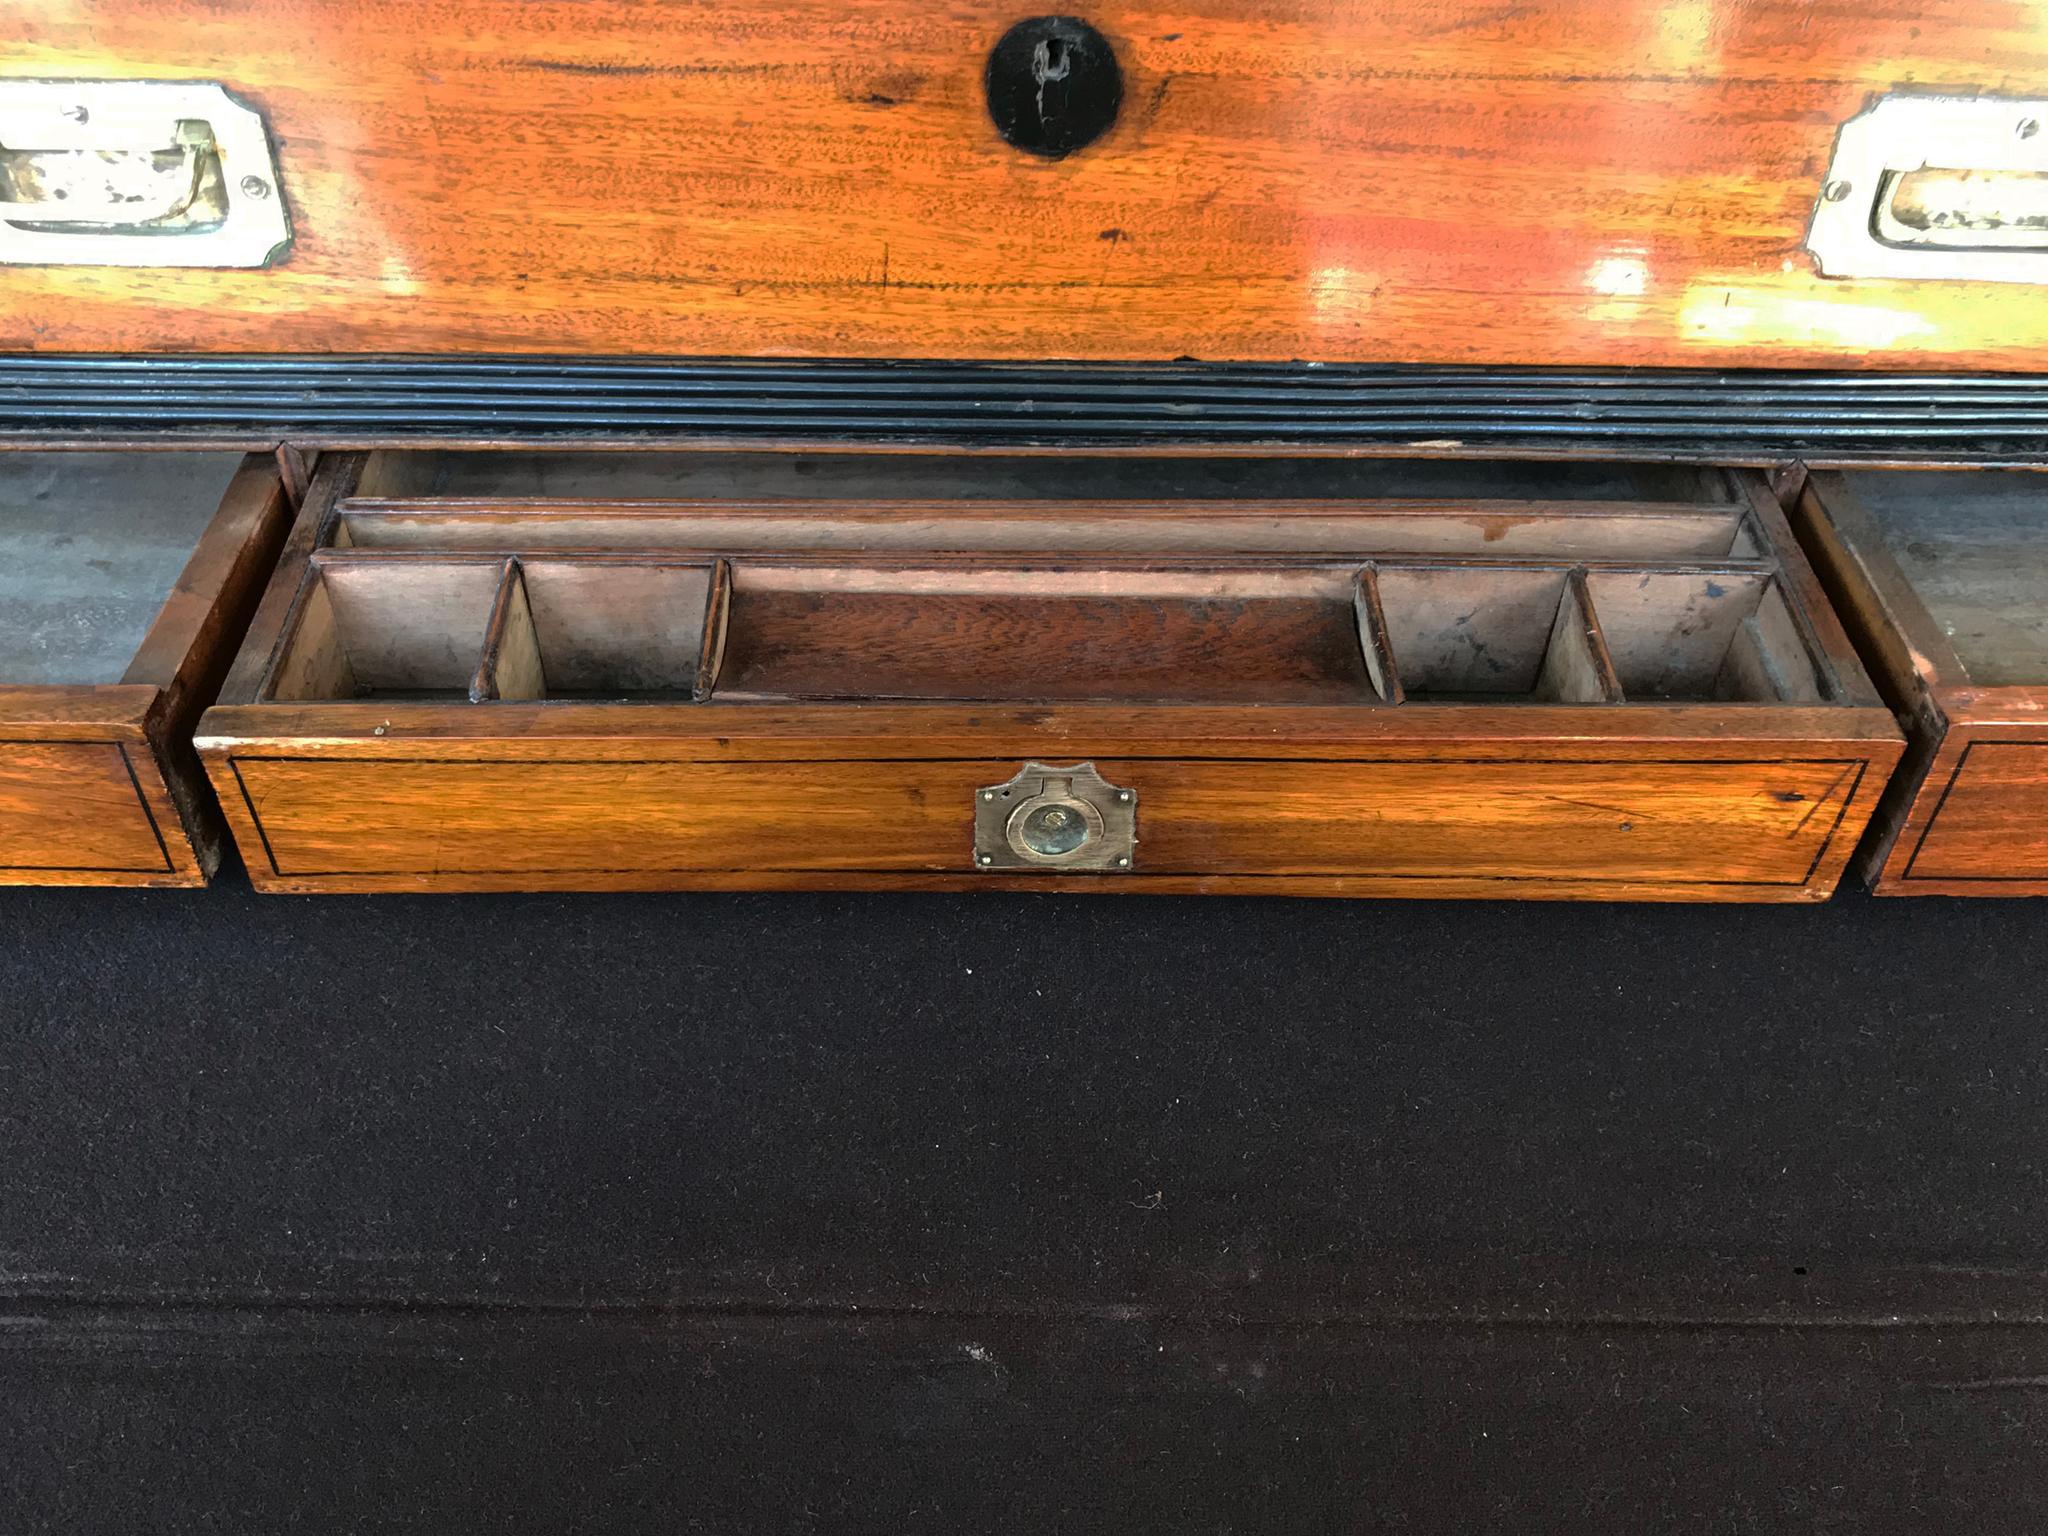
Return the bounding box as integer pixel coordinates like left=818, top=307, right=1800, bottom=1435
left=197, top=451, right=1901, bottom=899
left=0, top=451, right=293, bottom=886
left=1795, top=469, right=2048, bottom=895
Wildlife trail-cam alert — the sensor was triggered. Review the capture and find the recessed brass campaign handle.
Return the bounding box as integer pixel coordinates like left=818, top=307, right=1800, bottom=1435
left=0, top=80, right=290, bottom=267
left=1876, top=168, right=2048, bottom=249
left=1810, top=94, right=2048, bottom=283
left=0, top=140, right=211, bottom=226
left=973, top=762, right=1137, bottom=872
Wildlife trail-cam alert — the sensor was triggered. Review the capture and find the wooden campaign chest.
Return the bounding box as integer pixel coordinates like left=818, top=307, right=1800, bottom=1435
left=194, top=450, right=1900, bottom=899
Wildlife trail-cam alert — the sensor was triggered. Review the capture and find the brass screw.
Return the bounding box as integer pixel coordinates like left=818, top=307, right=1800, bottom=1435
left=1822, top=180, right=1853, bottom=203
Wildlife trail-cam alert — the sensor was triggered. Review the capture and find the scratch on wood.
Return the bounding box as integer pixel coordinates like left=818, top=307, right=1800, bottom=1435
left=1786, top=763, right=1856, bottom=837
left=515, top=58, right=801, bottom=78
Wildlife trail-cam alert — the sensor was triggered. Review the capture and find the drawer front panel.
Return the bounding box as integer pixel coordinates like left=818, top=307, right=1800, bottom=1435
left=0, top=742, right=171, bottom=874
left=12, top=5, right=2048, bottom=368
left=228, top=754, right=1866, bottom=888
left=1904, top=741, right=2048, bottom=883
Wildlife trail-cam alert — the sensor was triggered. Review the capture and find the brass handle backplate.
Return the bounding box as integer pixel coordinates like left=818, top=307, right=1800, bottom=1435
left=1809, top=93, right=2048, bottom=283
left=973, top=761, right=1137, bottom=872
left=0, top=79, right=291, bottom=267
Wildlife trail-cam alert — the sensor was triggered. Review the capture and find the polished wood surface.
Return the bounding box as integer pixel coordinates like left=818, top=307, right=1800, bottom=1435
left=0, top=742, right=169, bottom=875
left=0, top=454, right=292, bottom=886
left=1892, top=729, right=2048, bottom=886
left=213, top=743, right=1883, bottom=895
left=10, top=1, right=2048, bottom=366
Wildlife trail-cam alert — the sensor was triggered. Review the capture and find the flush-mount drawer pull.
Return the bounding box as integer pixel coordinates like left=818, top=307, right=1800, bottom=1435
left=0, top=79, right=290, bottom=267
left=1809, top=93, right=2048, bottom=283
left=974, top=761, right=1137, bottom=872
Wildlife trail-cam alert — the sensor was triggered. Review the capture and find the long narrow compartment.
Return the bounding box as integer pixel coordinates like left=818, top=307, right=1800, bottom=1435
left=330, top=451, right=1758, bottom=562
left=253, top=453, right=1839, bottom=710
left=711, top=564, right=1378, bottom=704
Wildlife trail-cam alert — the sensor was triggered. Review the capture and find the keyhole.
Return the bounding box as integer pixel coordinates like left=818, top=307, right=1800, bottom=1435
left=1034, top=38, right=1071, bottom=84
left=985, top=17, right=1123, bottom=158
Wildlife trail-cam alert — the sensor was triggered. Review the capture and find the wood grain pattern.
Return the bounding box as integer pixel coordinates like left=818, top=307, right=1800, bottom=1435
left=220, top=752, right=1870, bottom=891
left=197, top=699, right=1901, bottom=898
left=9, top=1, right=2048, bottom=365
left=0, top=741, right=170, bottom=877
left=1895, top=734, right=2048, bottom=883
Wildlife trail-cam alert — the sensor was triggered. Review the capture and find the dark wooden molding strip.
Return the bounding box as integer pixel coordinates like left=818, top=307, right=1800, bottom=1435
left=4, top=357, right=2048, bottom=460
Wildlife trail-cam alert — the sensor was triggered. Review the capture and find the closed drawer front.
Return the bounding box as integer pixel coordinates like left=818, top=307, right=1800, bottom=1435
left=225, top=752, right=1870, bottom=892
left=0, top=741, right=169, bottom=874
left=200, top=451, right=1901, bottom=900
left=7, top=16, right=2047, bottom=372
left=1899, top=740, right=2048, bottom=886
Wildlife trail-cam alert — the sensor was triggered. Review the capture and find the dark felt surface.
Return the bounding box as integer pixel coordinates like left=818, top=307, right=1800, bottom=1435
left=5, top=1308, right=2047, bottom=1535
left=4, top=875, right=2046, bottom=1313
left=6, top=877, right=2048, bottom=1530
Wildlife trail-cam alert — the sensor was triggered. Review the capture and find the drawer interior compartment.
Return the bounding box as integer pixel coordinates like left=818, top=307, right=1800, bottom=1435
left=349, top=451, right=1741, bottom=507
left=0, top=453, right=251, bottom=686
left=1794, top=469, right=2048, bottom=896
left=715, top=566, right=1372, bottom=704
left=1580, top=570, right=1822, bottom=703
left=1830, top=470, right=2048, bottom=689
left=200, top=452, right=1899, bottom=901
left=333, top=452, right=1757, bottom=562
left=268, top=554, right=1830, bottom=709
left=273, top=557, right=717, bottom=703
left=251, top=452, right=1840, bottom=711
left=0, top=450, right=294, bottom=887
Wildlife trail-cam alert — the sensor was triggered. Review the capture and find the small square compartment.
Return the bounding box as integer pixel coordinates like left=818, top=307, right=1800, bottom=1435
left=1370, top=565, right=1619, bottom=703
left=508, top=560, right=714, bottom=700
left=269, top=558, right=717, bottom=703
left=1584, top=571, right=1823, bottom=702
left=269, top=560, right=504, bottom=701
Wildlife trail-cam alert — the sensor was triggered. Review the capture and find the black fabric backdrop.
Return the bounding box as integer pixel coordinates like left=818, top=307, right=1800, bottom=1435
left=3, top=876, right=2046, bottom=1528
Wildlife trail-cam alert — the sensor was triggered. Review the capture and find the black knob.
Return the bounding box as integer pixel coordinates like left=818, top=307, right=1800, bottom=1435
left=984, top=16, right=1123, bottom=159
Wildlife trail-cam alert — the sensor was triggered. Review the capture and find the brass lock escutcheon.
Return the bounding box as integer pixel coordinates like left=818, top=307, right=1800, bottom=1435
left=0, top=80, right=291, bottom=267
left=973, top=762, right=1136, bottom=872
